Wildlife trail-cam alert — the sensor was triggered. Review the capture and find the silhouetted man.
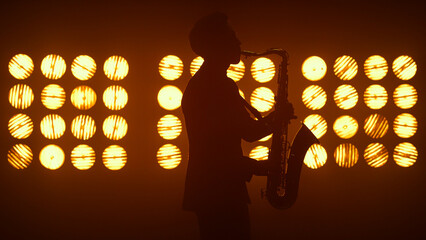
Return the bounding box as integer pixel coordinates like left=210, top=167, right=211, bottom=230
left=181, top=13, right=279, bottom=239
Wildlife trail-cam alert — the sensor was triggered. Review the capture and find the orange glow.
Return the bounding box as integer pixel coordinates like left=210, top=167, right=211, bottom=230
left=71, top=144, right=96, bottom=170
left=71, top=115, right=96, bottom=140
left=41, top=54, right=66, bottom=79
left=71, top=85, right=97, bottom=110
left=333, top=115, right=358, bottom=139
left=9, top=54, right=34, bottom=80
left=393, top=113, right=417, bottom=138
left=103, top=85, right=128, bottom=110
left=8, top=144, right=32, bottom=169
left=190, top=56, right=204, bottom=76
left=392, top=55, right=416, bottom=80
left=334, top=143, right=359, bottom=168
left=249, top=146, right=269, bottom=161
left=103, top=56, right=129, bottom=81
left=303, top=114, right=327, bottom=139
left=258, top=134, right=272, bottom=142
left=157, top=114, right=182, bottom=140
left=250, top=87, right=275, bottom=112
left=334, top=55, right=358, bottom=80
left=9, top=84, right=34, bottom=109
left=304, top=144, right=327, bottom=169
left=302, top=56, right=327, bottom=81
left=364, top=84, right=388, bottom=109
left=39, top=144, right=65, bottom=170
left=364, top=143, right=388, bottom=168
left=41, top=84, right=66, bottom=110
left=40, top=114, right=66, bottom=139
left=334, top=84, right=358, bottom=110
left=159, top=55, right=184, bottom=80
left=364, top=114, right=389, bottom=139
left=157, top=85, right=183, bottom=110
left=302, top=85, right=327, bottom=110
left=8, top=113, right=33, bottom=139
left=227, top=60, right=245, bottom=82
left=393, top=84, right=417, bottom=109
left=393, top=142, right=417, bottom=167
left=251, top=57, right=275, bottom=83
left=157, top=144, right=181, bottom=169
left=364, top=55, right=388, bottom=80
left=103, top=145, right=127, bottom=170
left=103, top=115, right=128, bottom=140
left=71, top=55, right=97, bottom=80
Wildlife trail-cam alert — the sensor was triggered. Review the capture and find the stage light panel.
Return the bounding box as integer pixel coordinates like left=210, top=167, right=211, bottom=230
left=251, top=57, right=275, bottom=83
left=334, top=55, right=358, bottom=81
left=333, top=115, right=358, bottom=139
left=40, top=114, right=66, bottom=139
left=41, top=84, right=66, bottom=110
left=8, top=144, right=32, bottom=169
left=9, top=84, right=34, bottom=109
left=102, top=145, right=127, bottom=170
left=304, top=143, right=327, bottom=169
left=227, top=60, right=245, bottom=82
left=392, top=55, right=416, bottom=80
left=302, top=85, right=327, bottom=110
left=71, top=115, right=96, bottom=140
left=159, top=55, right=184, bottom=81
left=334, top=143, right=359, bottom=168
left=364, top=143, right=388, bottom=168
left=71, top=144, right=96, bottom=170
left=334, top=84, right=358, bottom=110
left=364, top=84, right=388, bottom=109
left=393, top=142, right=417, bottom=167
left=393, top=113, right=417, bottom=138
left=71, top=55, right=97, bottom=81
left=302, top=56, right=327, bottom=81
left=71, top=85, right=97, bottom=110
left=103, top=85, right=128, bottom=110
left=250, top=87, right=275, bottom=112
left=9, top=54, right=34, bottom=80
left=157, top=144, right=181, bottom=169
left=103, top=56, right=129, bottom=81
left=303, top=114, right=327, bottom=139
left=157, top=114, right=182, bottom=140
left=39, top=144, right=65, bottom=170
left=249, top=146, right=269, bottom=161
left=364, top=55, right=388, bottom=80
left=393, top=84, right=417, bottom=109
left=103, top=115, right=128, bottom=140
left=157, top=85, right=183, bottom=110
left=8, top=113, right=33, bottom=139
left=41, top=54, right=66, bottom=79
left=190, top=56, right=203, bottom=76
left=364, top=114, right=389, bottom=139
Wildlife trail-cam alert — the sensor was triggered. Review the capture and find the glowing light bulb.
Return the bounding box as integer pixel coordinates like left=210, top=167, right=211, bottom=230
left=71, top=144, right=96, bottom=170
left=251, top=57, right=275, bottom=83
left=334, top=84, right=358, bottom=110
left=334, top=143, right=358, bottom=168
left=190, top=56, right=204, bottom=76
left=364, top=114, right=389, bottom=139
left=39, top=144, right=65, bottom=170
left=104, top=56, right=129, bottom=81
left=250, top=87, right=275, bottom=112
left=364, top=143, right=388, bottom=168
left=8, top=113, right=33, bottom=139
left=304, top=144, right=327, bottom=169
left=157, top=144, right=181, bottom=169
left=157, top=114, right=182, bottom=140
left=9, top=54, right=34, bottom=80
left=302, top=56, right=327, bottom=81
left=303, top=114, right=327, bottom=139
left=334, top=55, right=358, bottom=81
left=364, top=55, right=387, bottom=80
left=40, top=114, right=66, bottom=139
left=103, top=85, right=128, bottom=110
left=157, top=85, right=183, bottom=110
left=302, top=85, right=327, bottom=110
left=41, top=84, right=66, bottom=110
left=392, top=55, right=416, bottom=80
left=71, top=55, right=97, bottom=80
left=41, top=54, right=66, bottom=79
left=103, top=115, right=128, bottom=140
left=249, top=146, right=269, bottom=161
left=364, top=84, right=388, bottom=110
left=9, top=84, right=34, bottom=109
left=71, top=85, right=97, bottom=110
left=393, top=113, right=417, bottom=138
left=159, top=55, right=184, bottom=80
left=333, top=115, right=358, bottom=139
left=103, top=145, right=127, bottom=170
left=227, top=60, right=245, bottom=82
left=71, top=115, right=96, bottom=140
left=393, top=84, right=417, bottom=109
left=8, top=144, right=32, bottom=169
left=393, top=142, right=417, bottom=167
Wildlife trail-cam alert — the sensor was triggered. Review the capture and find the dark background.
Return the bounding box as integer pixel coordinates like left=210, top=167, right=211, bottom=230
left=0, top=0, right=425, bottom=239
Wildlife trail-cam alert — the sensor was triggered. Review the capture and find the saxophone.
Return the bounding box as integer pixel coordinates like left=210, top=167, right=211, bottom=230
left=242, top=49, right=319, bottom=209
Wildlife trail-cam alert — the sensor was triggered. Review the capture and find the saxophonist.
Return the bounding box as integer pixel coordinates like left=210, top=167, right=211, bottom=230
left=181, top=12, right=294, bottom=239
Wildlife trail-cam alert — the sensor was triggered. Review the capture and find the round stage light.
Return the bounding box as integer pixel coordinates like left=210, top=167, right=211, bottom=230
left=9, top=84, right=34, bottom=109
left=392, top=55, right=416, bottom=80
left=334, top=143, right=359, bottom=168
left=103, top=85, right=128, bottom=110
left=71, top=144, right=96, bottom=170
left=71, top=55, right=97, bottom=80
left=40, top=114, right=66, bottom=139
left=157, top=114, right=182, bottom=140
left=41, top=84, right=66, bottom=110
left=333, top=115, right=358, bottom=139
left=302, top=85, right=327, bottom=110
left=393, top=113, right=417, bottom=138
left=334, top=55, right=358, bottom=81
left=8, top=113, right=33, bottom=139
left=103, top=115, right=128, bottom=140
left=303, top=114, right=327, bottom=139
left=157, top=144, right=181, bottom=170
left=39, top=144, right=65, bottom=170
left=258, top=134, right=272, bottom=142
left=102, top=145, right=127, bottom=170
left=190, top=56, right=204, bottom=76
left=227, top=60, right=245, bottom=82
left=251, top=57, right=275, bottom=83
left=364, top=114, right=389, bottom=139
left=9, top=54, right=34, bottom=80
left=393, top=142, right=417, bottom=167
left=364, top=84, right=388, bottom=110
left=159, top=55, right=184, bottom=81
left=41, top=54, right=66, bottom=79
left=8, top=144, right=32, bottom=169
left=302, top=56, right=327, bottom=81
left=71, top=115, right=96, bottom=140
left=393, top=84, right=417, bottom=109
left=364, top=143, right=388, bottom=168
left=157, top=85, right=183, bottom=111
left=249, top=146, right=269, bottom=161
left=364, top=55, right=388, bottom=80
left=103, top=56, right=129, bottom=81
left=71, top=85, right=97, bottom=110
left=304, top=144, right=327, bottom=169
left=334, top=84, right=358, bottom=110
left=250, top=87, right=275, bottom=112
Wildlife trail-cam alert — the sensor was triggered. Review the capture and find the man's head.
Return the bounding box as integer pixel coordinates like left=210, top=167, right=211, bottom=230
left=189, top=12, right=241, bottom=64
